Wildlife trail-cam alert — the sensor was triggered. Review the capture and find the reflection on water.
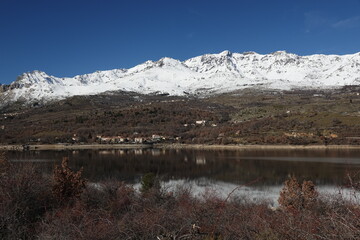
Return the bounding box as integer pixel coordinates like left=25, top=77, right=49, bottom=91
left=196, top=156, right=206, bottom=165
left=152, top=179, right=360, bottom=205
left=7, top=148, right=360, bottom=188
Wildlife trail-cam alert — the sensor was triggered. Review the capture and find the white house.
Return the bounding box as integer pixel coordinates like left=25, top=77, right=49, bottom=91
left=195, top=120, right=206, bottom=125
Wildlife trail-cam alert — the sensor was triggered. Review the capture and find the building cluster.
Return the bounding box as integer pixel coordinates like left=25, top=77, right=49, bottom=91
left=284, top=131, right=338, bottom=138
left=94, top=134, right=180, bottom=144
left=183, top=120, right=217, bottom=127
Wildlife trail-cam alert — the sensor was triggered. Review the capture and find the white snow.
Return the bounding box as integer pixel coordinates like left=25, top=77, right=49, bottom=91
left=2, top=50, right=360, bottom=104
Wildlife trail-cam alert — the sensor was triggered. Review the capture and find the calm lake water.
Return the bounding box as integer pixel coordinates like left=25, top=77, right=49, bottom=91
left=7, top=148, right=360, bottom=187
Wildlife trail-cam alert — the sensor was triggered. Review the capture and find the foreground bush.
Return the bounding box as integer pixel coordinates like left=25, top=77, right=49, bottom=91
left=278, top=176, right=318, bottom=212
left=0, top=152, right=53, bottom=239
left=1, top=153, right=360, bottom=239
left=52, top=157, right=86, bottom=205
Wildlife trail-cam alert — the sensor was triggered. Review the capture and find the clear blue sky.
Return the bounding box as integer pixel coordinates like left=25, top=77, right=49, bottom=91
left=1, top=0, right=360, bottom=84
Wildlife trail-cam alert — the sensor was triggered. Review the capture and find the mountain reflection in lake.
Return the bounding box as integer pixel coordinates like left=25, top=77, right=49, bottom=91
left=7, top=148, right=360, bottom=188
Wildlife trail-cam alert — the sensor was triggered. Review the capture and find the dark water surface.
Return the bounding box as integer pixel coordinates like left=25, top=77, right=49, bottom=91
left=7, top=148, right=360, bottom=187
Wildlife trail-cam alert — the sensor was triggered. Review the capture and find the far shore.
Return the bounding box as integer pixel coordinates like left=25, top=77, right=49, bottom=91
left=1, top=143, right=360, bottom=151
left=0, top=143, right=153, bottom=151
left=159, top=143, right=360, bottom=150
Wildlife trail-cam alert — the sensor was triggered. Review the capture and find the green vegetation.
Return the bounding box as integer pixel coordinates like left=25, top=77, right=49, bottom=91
left=140, top=172, right=158, bottom=193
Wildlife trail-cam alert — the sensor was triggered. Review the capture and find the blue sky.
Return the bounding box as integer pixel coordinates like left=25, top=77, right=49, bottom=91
left=1, top=0, right=360, bottom=84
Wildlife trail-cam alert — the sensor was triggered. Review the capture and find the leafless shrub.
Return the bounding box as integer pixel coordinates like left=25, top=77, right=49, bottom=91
left=0, top=151, right=10, bottom=174
left=0, top=153, right=53, bottom=239
left=345, top=171, right=360, bottom=191
left=38, top=202, right=118, bottom=240
left=81, top=180, right=135, bottom=216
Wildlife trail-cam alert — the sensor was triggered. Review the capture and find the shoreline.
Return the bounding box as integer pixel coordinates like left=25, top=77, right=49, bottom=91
left=1, top=143, right=360, bottom=151
left=0, top=143, right=153, bottom=151
left=158, top=143, right=360, bottom=150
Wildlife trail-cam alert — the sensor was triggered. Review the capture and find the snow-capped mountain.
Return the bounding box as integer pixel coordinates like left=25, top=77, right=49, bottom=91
left=2, top=50, right=360, bottom=105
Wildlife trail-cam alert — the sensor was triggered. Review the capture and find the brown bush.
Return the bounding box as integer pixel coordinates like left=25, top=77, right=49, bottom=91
left=0, top=154, right=53, bottom=239
left=302, top=180, right=318, bottom=209
left=0, top=151, right=10, bottom=173
left=81, top=180, right=135, bottom=216
left=38, top=202, right=118, bottom=240
left=278, top=176, right=318, bottom=212
left=52, top=157, right=86, bottom=205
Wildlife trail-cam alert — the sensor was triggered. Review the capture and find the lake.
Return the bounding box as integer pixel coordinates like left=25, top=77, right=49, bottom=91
left=7, top=147, right=360, bottom=202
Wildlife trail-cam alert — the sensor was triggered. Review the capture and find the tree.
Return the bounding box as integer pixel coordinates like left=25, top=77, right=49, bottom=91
left=52, top=157, right=86, bottom=205
left=278, top=176, right=317, bottom=211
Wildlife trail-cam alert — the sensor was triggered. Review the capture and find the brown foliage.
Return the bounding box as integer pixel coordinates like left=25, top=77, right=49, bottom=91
left=0, top=155, right=53, bottom=239
left=52, top=157, right=86, bottom=205
left=301, top=180, right=318, bottom=208
left=38, top=202, right=118, bottom=240
left=278, top=176, right=318, bottom=211
left=0, top=151, right=10, bottom=173
left=81, top=180, right=135, bottom=216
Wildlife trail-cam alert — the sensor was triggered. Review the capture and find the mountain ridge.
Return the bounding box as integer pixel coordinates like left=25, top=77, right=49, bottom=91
left=2, top=50, right=360, bottom=105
